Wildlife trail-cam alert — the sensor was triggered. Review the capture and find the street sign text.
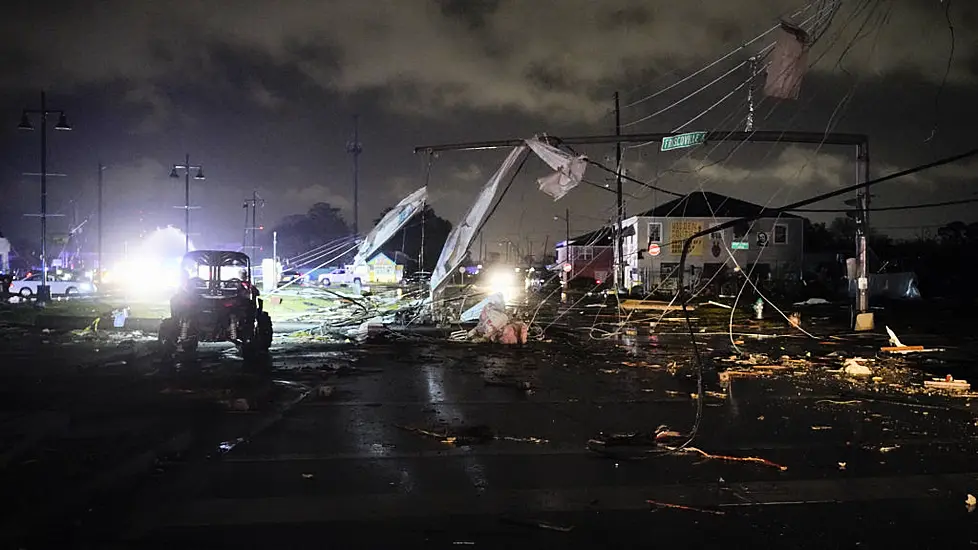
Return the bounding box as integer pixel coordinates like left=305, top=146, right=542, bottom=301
left=661, top=132, right=706, bottom=152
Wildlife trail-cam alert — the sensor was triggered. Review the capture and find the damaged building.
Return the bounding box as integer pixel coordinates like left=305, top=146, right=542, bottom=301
left=618, top=192, right=805, bottom=292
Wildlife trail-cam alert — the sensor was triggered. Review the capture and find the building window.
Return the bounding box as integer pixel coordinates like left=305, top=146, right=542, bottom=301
left=648, top=222, right=662, bottom=243
left=774, top=224, right=788, bottom=244
left=578, top=246, right=593, bottom=261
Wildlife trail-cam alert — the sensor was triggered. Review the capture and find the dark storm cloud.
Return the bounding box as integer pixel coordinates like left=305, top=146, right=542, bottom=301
left=1, top=0, right=974, bottom=122
left=1, top=0, right=976, bottom=249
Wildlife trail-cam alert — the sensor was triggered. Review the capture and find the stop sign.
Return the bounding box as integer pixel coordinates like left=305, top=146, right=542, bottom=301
left=648, top=243, right=661, bottom=256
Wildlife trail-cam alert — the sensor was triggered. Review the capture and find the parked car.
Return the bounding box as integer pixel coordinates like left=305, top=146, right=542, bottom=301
left=319, top=268, right=362, bottom=287
left=278, top=269, right=307, bottom=287
left=11, top=273, right=97, bottom=297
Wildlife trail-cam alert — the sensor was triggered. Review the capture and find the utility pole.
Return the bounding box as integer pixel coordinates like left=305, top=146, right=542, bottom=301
left=242, top=190, right=264, bottom=260
left=347, top=115, right=363, bottom=235
left=97, top=162, right=105, bottom=282
left=614, top=91, right=624, bottom=291
left=565, top=207, right=570, bottom=250
left=169, top=154, right=205, bottom=253
left=855, top=141, right=871, bottom=322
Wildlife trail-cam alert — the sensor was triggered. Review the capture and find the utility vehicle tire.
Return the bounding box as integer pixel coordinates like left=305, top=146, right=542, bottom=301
left=256, top=311, right=273, bottom=351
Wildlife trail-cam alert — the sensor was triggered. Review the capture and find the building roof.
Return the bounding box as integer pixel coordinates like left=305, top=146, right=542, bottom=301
left=637, top=191, right=800, bottom=219
left=562, top=226, right=613, bottom=247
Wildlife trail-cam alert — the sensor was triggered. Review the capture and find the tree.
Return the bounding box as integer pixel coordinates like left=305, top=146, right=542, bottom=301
left=270, top=202, right=352, bottom=261
left=802, top=219, right=843, bottom=252
left=938, top=220, right=969, bottom=244
left=371, top=205, right=452, bottom=273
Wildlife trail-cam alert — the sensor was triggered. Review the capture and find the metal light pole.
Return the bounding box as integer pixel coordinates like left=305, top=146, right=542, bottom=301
left=169, top=154, right=205, bottom=253
left=18, top=91, right=72, bottom=303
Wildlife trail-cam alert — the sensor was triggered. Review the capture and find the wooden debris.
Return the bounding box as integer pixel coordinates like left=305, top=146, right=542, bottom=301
left=924, top=378, right=971, bottom=392
left=677, top=446, right=788, bottom=471
left=647, top=500, right=725, bottom=515
left=620, top=299, right=693, bottom=312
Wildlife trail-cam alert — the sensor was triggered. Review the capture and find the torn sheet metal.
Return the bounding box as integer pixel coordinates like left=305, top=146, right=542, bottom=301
left=430, top=146, right=527, bottom=294
left=460, top=292, right=505, bottom=323
left=847, top=271, right=922, bottom=300
left=764, top=21, right=809, bottom=100
left=354, top=186, right=427, bottom=265
left=525, top=137, right=587, bottom=201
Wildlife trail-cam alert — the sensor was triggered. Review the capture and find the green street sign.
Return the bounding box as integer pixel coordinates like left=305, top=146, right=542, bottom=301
left=661, top=131, right=707, bottom=152
left=731, top=241, right=749, bottom=250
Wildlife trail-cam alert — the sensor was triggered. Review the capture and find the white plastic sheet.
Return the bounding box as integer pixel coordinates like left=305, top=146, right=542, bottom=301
left=430, top=146, right=527, bottom=294
left=354, top=186, right=427, bottom=265
left=764, top=22, right=809, bottom=100
left=525, top=137, right=587, bottom=201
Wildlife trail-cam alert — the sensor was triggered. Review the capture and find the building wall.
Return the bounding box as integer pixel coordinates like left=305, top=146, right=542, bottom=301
left=556, top=244, right=614, bottom=283
left=619, top=216, right=804, bottom=291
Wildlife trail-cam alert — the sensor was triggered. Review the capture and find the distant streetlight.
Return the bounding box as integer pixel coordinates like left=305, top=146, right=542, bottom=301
left=169, top=154, right=205, bottom=253
left=19, top=91, right=72, bottom=302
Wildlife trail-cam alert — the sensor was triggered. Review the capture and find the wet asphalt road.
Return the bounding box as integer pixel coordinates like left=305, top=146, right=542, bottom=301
left=4, top=315, right=978, bottom=548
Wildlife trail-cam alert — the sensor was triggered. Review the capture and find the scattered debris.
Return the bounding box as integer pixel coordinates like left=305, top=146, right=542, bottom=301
left=788, top=312, right=802, bottom=328
left=646, top=500, right=725, bottom=515
left=793, top=297, right=830, bottom=306
left=460, top=292, right=505, bottom=323
left=501, top=517, right=574, bottom=532
left=879, top=445, right=900, bottom=453
left=967, top=494, right=976, bottom=512
left=671, top=446, right=788, bottom=471
left=923, top=376, right=971, bottom=392
left=704, top=301, right=732, bottom=309
left=882, top=326, right=942, bottom=354
left=301, top=473, right=315, bottom=479
left=620, top=299, right=692, bottom=312
left=315, top=384, right=335, bottom=399
left=842, top=357, right=873, bottom=377
left=467, top=299, right=528, bottom=344
left=838, top=462, right=847, bottom=470
left=396, top=424, right=545, bottom=446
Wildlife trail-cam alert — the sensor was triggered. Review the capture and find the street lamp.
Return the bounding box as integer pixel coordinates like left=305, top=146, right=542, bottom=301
left=169, top=154, right=205, bottom=253
left=18, top=91, right=72, bottom=303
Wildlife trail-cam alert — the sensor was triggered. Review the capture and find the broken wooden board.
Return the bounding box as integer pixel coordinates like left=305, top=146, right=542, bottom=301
left=923, top=379, right=971, bottom=392
left=620, top=299, right=694, bottom=312
left=881, top=345, right=925, bottom=353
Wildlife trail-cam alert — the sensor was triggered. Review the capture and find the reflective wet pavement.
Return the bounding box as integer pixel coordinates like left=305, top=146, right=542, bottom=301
left=4, top=319, right=978, bottom=547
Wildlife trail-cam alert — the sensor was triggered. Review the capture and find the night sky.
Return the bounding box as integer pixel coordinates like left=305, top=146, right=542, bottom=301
left=0, top=0, right=975, bottom=260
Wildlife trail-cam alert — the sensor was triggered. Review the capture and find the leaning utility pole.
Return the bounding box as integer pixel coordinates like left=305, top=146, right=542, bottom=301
left=614, top=92, right=624, bottom=291
left=414, top=130, right=873, bottom=329
left=346, top=115, right=363, bottom=235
